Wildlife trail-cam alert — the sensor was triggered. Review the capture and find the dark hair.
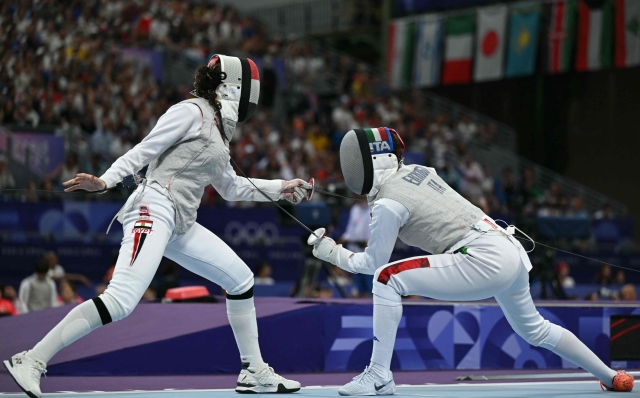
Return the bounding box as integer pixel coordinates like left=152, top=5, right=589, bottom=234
left=254, top=262, right=270, bottom=276
left=391, top=131, right=404, bottom=164
left=35, top=258, right=49, bottom=275
left=193, top=63, right=224, bottom=111
left=60, top=278, right=77, bottom=293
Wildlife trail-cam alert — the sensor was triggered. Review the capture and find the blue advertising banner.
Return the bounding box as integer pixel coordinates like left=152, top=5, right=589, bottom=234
left=112, top=47, right=164, bottom=81
left=9, top=132, right=64, bottom=176
left=323, top=303, right=640, bottom=372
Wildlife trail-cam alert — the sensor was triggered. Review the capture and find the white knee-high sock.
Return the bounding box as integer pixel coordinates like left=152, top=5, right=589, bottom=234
left=550, top=329, right=617, bottom=387
left=369, top=294, right=402, bottom=379
left=27, top=299, right=104, bottom=364
left=226, top=296, right=267, bottom=373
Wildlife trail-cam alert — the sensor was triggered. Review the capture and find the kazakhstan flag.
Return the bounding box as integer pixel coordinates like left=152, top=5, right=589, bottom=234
left=505, top=3, right=541, bottom=77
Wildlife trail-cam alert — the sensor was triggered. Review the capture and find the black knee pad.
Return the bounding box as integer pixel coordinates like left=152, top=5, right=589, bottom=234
left=227, top=286, right=254, bottom=300
left=91, top=297, right=113, bottom=325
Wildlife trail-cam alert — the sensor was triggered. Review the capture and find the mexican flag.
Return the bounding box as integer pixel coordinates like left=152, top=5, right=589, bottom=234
left=615, top=0, right=640, bottom=67
left=474, top=5, right=508, bottom=82
left=442, top=13, right=475, bottom=85
left=387, top=20, right=415, bottom=89
left=548, top=0, right=578, bottom=73
left=576, top=0, right=613, bottom=71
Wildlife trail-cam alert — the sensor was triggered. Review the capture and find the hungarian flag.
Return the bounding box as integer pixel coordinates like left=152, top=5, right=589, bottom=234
left=474, top=5, right=508, bottom=82
left=442, top=13, right=475, bottom=85
left=387, top=20, right=415, bottom=89
left=548, top=0, right=578, bottom=73
left=506, top=3, right=541, bottom=78
left=615, top=0, right=640, bottom=67
left=413, top=14, right=443, bottom=87
left=576, top=0, right=613, bottom=71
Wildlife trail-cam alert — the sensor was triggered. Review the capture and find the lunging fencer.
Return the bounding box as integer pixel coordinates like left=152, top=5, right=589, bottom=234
left=307, top=127, right=634, bottom=395
left=4, top=55, right=310, bottom=397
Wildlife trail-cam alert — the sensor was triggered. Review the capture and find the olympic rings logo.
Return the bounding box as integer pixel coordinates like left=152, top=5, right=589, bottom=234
left=224, top=221, right=280, bottom=246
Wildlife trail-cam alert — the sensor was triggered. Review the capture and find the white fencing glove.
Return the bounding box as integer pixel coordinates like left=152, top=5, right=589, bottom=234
left=307, top=228, right=353, bottom=270
left=280, top=179, right=313, bottom=204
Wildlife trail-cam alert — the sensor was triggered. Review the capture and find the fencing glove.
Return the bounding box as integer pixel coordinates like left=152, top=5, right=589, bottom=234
left=307, top=228, right=353, bottom=270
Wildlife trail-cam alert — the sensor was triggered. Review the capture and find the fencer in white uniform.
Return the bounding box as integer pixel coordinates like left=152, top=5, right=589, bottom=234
left=308, top=127, right=634, bottom=395
left=4, top=55, right=307, bottom=397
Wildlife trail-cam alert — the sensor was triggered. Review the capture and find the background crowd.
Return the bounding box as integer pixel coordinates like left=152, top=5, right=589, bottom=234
left=0, top=0, right=635, bottom=311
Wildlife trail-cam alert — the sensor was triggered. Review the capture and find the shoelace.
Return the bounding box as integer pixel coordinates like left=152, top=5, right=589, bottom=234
left=352, top=367, right=376, bottom=385
left=28, top=358, right=47, bottom=381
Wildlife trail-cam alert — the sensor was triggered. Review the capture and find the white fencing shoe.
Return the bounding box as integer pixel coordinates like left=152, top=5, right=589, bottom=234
left=3, top=352, right=47, bottom=398
left=235, top=364, right=301, bottom=393
left=338, top=366, right=396, bottom=396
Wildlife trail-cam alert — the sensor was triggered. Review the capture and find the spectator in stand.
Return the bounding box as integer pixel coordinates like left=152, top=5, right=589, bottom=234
left=596, top=264, right=613, bottom=286
left=456, top=114, right=477, bottom=142
left=555, top=262, right=575, bottom=289
left=18, top=258, right=57, bottom=313
left=619, top=284, right=637, bottom=301
left=331, top=95, right=359, bottom=133
left=566, top=197, right=588, bottom=219
left=520, top=168, right=542, bottom=205
left=44, top=251, right=65, bottom=280
left=459, top=155, right=485, bottom=203
left=594, top=203, right=615, bottom=220
left=56, top=279, right=83, bottom=306
left=2, top=284, right=26, bottom=314
left=539, top=182, right=567, bottom=217
left=43, top=251, right=91, bottom=286
left=614, top=270, right=626, bottom=285
left=0, top=283, right=18, bottom=317
left=0, top=155, right=16, bottom=190
left=48, top=153, right=80, bottom=189
left=254, top=262, right=275, bottom=286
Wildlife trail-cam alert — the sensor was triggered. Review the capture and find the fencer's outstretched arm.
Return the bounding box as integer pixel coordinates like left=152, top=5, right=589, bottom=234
left=309, top=198, right=408, bottom=275
left=348, top=199, right=408, bottom=274
left=211, top=157, right=312, bottom=204
left=210, top=158, right=283, bottom=202
left=100, top=103, right=203, bottom=188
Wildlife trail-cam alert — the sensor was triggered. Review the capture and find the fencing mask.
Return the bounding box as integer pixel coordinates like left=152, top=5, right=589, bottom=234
left=340, top=127, right=405, bottom=195
left=198, top=54, right=260, bottom=141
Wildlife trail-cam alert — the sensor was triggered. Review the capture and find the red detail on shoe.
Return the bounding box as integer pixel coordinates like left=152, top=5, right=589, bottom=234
left=600, top=370, right=634, bottom=392
left=377, top=257, right=430, bottom=285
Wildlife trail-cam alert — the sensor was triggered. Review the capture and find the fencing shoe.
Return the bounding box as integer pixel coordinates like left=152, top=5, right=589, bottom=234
left=235, top=364, right=301, bottom=393
left=600, top=370, right=634, bottom=392
left=3, top=352, right=46, bottom=398
left=338, top=366, right=396, bottom=396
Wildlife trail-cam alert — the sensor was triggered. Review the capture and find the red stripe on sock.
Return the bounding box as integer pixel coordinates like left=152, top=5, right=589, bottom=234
left=377, top=257, right=430, bottom=285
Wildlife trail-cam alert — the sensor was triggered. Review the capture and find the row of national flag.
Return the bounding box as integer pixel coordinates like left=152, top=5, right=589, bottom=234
left=387, top=0, right=640, bottom=88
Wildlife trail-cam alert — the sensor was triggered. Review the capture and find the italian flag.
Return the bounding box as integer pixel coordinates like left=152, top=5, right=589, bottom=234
left=615, top=0, right=640, bottom=67
left=576, top=0, right=613, bottom=71
left=442, top=13, right=475, bottom=85
left=548, top=0, right=578, bottom=73
left=387, top=20, right=415, bottom=89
